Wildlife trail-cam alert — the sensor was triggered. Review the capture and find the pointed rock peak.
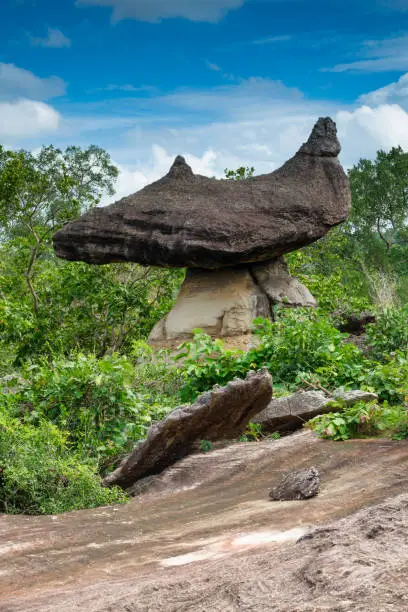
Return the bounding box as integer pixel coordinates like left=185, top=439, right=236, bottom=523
left=298, top=117, right=341, bottom=158
left=167, top=155, right=195, bottom=179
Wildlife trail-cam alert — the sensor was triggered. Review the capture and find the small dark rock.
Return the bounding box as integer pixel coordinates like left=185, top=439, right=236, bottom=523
left=337, top=312, right=376, bottom=335
left=270, top=467, right=320, bottom=501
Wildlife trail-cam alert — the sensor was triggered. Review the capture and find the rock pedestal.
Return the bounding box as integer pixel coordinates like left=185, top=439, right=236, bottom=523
left=148, top=258, right=316, bottom=348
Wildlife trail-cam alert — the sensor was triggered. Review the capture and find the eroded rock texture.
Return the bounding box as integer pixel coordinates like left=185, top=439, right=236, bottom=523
left=53, top=118, right=351, bottom=269
left=148, top=259, right=316, bottom=347
left=270, top=466, right=320, bottom=501
left=253, top=389, right=379, bottom=434
left=104, top=369, right=273, bottom=489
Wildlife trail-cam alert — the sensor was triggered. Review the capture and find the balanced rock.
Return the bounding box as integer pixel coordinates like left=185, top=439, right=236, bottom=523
left=270, top=466, right=320, bottom=501
left=104, top=369, right=272, bottom=490
left=53, top=118, right=350, bottom=269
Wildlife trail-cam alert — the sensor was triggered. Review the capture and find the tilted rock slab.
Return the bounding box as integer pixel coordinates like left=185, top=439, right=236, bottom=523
left=53, top=118, right=351, bottom=269
left=253, top=389, right=379, bottom=433
left=104, top=369, right=273, bottom=490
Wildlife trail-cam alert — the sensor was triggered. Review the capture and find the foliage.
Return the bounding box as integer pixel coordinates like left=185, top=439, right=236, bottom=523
left=5, top=353, right=179, bottom=468
left=176, top=331, right=248, bottom=402
left=238, top=423, right=281, bottom=442
left=348, top=147, right=408, bottom=253
left=365, top=306, right=408, bottom=359
left=224, top=166, right=255, bottom=180
left=0, top=145, right=118, bottom=316
left=0, top=250, right=184, bottom=365
left=0, top=407, right=127, bottom=514
left=307, top=400, right=408, bottom=441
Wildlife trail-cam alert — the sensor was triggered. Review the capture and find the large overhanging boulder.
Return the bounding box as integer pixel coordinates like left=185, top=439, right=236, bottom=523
left=53, top=118, right=351, bottom=269
left=104, top=369, right=272, bottom=490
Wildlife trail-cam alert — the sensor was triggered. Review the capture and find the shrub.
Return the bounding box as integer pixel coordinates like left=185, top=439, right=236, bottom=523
left=365, top=306, right=408, bottom=359
left=307, top=400, right=408, bottom=441
left=0, top=408, right=127, bottom=514
left=8, top=353, right=178, bottom=466
left=176, top=331, right=248, bottom=402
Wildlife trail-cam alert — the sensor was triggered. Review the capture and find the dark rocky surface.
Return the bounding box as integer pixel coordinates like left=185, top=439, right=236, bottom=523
left=104, top=369, right=272, bottom=489
left=53, top=118, right=351, bottom=269
left=270, top=466, right=320, bottom=501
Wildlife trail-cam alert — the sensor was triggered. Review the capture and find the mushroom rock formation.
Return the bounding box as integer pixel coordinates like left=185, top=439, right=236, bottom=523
left=53, top=117, right=350, bottom=347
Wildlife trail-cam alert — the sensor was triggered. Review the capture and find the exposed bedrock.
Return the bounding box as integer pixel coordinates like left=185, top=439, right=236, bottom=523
left=148, top=257, right=316, bottom=347
left=53, top=118, right=351, bottom=269
left=104, top=368, right=273, bottom=490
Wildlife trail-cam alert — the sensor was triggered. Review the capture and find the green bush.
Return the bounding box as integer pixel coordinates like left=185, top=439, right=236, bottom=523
left=365, top=306, right=408, bottom=359
left=0, top=408, right=127, bottom=514
left=8, top=353, right=178, bottom=466
left=364, top=352, right=408, bottom=403
left=307, top=400, right=408, bottom=441
left=249, top=311, right=366, bottom=386
left=176, top=311, right=369, bottom=401
left=176, top=331, right=248, bottom=402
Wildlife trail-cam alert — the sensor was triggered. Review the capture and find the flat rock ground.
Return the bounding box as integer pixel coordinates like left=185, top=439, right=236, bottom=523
left=2, top=431, right=408, bottom=611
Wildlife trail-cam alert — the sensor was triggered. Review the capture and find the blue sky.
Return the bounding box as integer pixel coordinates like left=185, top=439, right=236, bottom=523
left=1, top=0, right=408, bottom=198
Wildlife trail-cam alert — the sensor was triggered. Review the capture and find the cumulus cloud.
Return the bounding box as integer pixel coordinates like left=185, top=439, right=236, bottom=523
left=107, top=146, right=219, bottom=203
left=76, top=0, right=244, bottom=23
left=0, top=99, right=61, bottom=138
left=0, top=63, right=66, bottom=101
left=336, top=104, right=408, bottom=162
left=30, top=28, right=71, bottom=48
left=359, top=73, right=408, bottom=106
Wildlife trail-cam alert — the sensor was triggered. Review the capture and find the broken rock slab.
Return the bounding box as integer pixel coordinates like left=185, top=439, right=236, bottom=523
left=270, top=466, right=320, bottom=501
left=253, top=389, right=379, bottom=434
left=104, top=369, right=273, bottom=490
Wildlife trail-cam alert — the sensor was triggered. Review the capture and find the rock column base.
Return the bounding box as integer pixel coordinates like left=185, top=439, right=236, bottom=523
left=148, top=258, right=316, bottom=350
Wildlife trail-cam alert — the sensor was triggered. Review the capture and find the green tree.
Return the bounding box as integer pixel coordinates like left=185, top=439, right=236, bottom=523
left=0, top=145, right=118, bottom=314
left=348, top=147, right=408, bottom=253
left=224, top=166, right=255, bottom=180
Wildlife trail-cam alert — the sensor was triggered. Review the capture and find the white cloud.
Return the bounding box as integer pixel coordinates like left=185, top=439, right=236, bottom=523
left=327, top=34, right=408, bottom=73
left=108, top=146, right=219, bottom=203
left=0, top=63, right=66, bottom=100
left=336, top=104, right=408, bottom=162
left=30, top=28, right=71, bottom=48
left=0, top=99, right=61, bottom=138
left=359, top=72, right=408, bottom=105
left=76, top=0, right=244, bottom=23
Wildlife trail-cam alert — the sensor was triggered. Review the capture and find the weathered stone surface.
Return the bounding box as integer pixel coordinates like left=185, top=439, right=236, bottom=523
left=104, top=369, right=273, bottom=489
left=148, top=266, right=271, bottom=347
left=252, top=258, right=317, bottom=308
left=270, top=466, right=320, bottom=501
left=254, top=389, right=379, bottom=433
left=333, top=389, right=378, bottom=405
left=53, top=118, right=351, bottom=269
left=149, top=258, right=317, bottom=347
left=253, top=391, right=328, bottom=433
